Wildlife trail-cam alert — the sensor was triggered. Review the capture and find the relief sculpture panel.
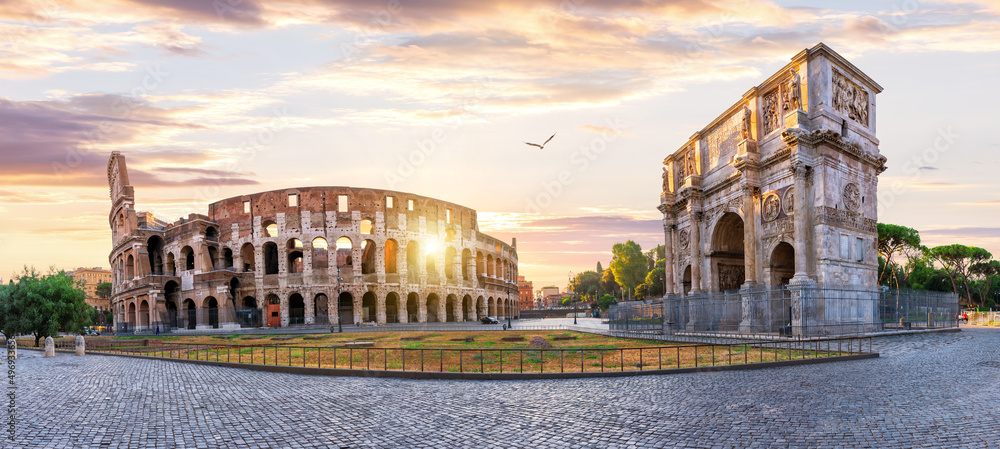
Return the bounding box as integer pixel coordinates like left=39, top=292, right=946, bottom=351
left=833, top=69, right=870, bottom=127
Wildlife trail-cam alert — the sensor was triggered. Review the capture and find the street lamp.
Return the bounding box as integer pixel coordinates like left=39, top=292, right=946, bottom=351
left=568, top=271, right=576, bottom=325
left=506, top=265, right=512, bottom=330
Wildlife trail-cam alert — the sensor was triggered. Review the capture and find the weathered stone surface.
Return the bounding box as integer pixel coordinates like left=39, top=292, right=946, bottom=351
left=44, top=336, right=54, bottom=357
left=660, top=43, right=885, bottom=295
left=75, top=335, right=85, bottom=356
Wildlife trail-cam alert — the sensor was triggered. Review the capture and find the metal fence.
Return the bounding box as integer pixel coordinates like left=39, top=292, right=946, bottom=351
left=610, top=286, right=958, bottom=337
left=70, top=336, right=873, bottom=375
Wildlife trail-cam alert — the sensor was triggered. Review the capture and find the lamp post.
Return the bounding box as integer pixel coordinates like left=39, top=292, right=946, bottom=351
left=506, top=265, right=512, bottom=330
left=568, top=271, right=576, bottom=325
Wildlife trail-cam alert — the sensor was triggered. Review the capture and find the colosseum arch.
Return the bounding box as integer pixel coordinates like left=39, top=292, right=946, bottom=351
left=362, top=291, right=376, bottom=322
left=406, top=292, right=419, bottom=323
left=183, top=298, right=196, bottom=329
left=289, top=293, right=305, bottom=325
left=240, top=243, right=255, bottom=272
left=361, top=239, right=376, bottom=275
left=125, top=254, right=135, bottom=279
left=223, top=248, right=234, bottom=269
left=426, top=293, right=442, bottom=322
left=406, top=241, right=421, bottom=282
left=486, top=255, right=494, bottom=277
left=314, top=293, right=329, bottom=324
left=262, top=242, right=279, bottom=274
left=147, top=236, right=164, bottom=275
left=477, top=296, right=486, bottom=317
left=385, top=292, right=400, bottom=323
left=462, top=294, right=474, bottom=321
left=287, top=239, right=304, bottom=274
left=335, top=237, right=353, bottom=273
left=384, top=239, right=398, bottom=274
left=360, top=218, right=373, bottom=235
left=312, top=237, right=328, bottom=270
left=338, top=291, right=354, bottom=325
left=165, top=252, right=176, bottom=276
left=181, top=246, right=195, bottom=271
left=446, top=294, right=459, bottom=322
left=262, top=220, right=278, bottom=237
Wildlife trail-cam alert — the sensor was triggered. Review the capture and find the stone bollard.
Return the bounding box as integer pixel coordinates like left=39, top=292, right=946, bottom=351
left=6, top=338, right=16, bottom=360
left=45, top=336, right=55, bottom=357
left=75, top=335, right=85, bottom=356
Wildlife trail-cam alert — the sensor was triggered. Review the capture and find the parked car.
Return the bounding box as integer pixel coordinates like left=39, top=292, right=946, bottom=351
left=84, top=327, right=100, bottom=336
left=480, top=316, right=499, bottom=324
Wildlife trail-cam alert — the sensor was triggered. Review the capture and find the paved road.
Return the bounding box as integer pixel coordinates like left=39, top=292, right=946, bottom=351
left=5, top=328, right=999, bottom=448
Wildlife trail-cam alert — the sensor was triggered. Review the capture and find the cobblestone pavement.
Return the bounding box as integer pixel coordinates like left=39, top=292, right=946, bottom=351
left=5, top=328, right=999, bottom=448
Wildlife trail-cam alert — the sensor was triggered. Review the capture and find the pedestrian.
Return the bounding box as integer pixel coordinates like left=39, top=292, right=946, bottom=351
left=963, top=312, right=969, bottom=324
left=155, top=325, right=160, bottom=335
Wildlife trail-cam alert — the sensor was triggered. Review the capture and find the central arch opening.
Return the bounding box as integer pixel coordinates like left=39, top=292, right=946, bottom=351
left=710, top=212, right=746, bottom=292
left=770, top=242, right=795, bottom=286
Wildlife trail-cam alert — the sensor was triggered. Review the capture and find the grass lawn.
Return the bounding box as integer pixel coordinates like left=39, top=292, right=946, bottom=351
left=59, top=330, right=853, bottom=374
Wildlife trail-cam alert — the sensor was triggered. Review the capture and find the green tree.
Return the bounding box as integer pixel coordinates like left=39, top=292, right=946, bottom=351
left=927, top=244, right=992, bottom=305
left=876, top=223, right=921, bottom=290
left=95, top=282, right=112, bottom=300
left=644, top=244, right=665, bottom=270
left=638, top=265, right=666, bottom=299
left=600, top=268, right=621, bottom=298
left=970, top=260, right=1000, bottom=307
left=610, top=240, right=647, bottom=301
left=597, top=294, right=618, bottom=310
left=570, top=271, right=602, bottom=302
left=0, top=267, right=91, bottom=346
left=596, top=261, right=603, bottom=273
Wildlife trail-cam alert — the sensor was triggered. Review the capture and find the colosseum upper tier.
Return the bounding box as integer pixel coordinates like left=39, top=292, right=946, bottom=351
left=107, top=152, right=520, bottom=331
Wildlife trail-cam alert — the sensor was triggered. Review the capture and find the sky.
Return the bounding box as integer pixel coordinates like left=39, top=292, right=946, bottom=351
left=1, top=0, right=999, bottom=292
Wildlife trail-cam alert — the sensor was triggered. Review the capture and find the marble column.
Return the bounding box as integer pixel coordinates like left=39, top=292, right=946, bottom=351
left=741, top=186, right=759, bottom=285
left=791, top=162, right=811, bottom=283
left=690, top=213, right=702, bottom=293
left=663, top=222, right=675, bottom=295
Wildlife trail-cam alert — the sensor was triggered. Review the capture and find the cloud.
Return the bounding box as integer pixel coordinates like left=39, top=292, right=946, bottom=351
left=0, top=94, right=260, bottom=188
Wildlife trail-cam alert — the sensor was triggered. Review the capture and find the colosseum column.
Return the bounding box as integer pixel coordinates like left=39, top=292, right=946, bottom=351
left=280, top=295, right=289, bottom=327
left=417, top=296, right=427, bottom=323
left=375, top=243, right=386, bottom=283
left=305, top=294, right=315, bottom=325
left=376, top=293, right=386, bottom=324
left=302, top=240, right=313, bottom=278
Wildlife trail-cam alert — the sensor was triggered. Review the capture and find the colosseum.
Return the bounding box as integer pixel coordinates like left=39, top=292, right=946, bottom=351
left=107, top=152, right=520, bottom=332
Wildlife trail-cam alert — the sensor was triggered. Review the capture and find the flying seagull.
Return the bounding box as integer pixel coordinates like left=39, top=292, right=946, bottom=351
left=524, top=133, right=556, bottom=150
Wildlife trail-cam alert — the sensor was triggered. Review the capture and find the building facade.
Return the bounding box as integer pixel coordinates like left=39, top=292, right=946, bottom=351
left=69, top=267, right=112, bottom=311
left=108, top=153, right=519, bottom=331
left=658, top=44, right=886, bottom=334
left=517, top=276, right=534, bottom=311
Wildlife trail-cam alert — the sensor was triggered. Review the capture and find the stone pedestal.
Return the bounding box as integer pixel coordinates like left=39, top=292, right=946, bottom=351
left=786, top=280, right=815, bottom=336
left=737, top=139, right=758, bottom=155
left=784, top=109, right=809, bottom=130
left=75, top=335, right=86, bottom=356
left=44, top=336, right=55, bottom=357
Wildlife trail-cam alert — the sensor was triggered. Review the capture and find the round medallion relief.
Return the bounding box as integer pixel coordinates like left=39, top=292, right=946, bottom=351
left=762, top=193, right=781, bottom=222
left=843, top=183, right=861, bottom=211
left=782, top=187, right=795, bottom=215
left=679, top=229, right=690, bottom=250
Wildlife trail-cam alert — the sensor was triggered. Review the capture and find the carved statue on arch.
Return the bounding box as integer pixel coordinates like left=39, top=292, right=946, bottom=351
left=786, top=67, right=802, bottom=111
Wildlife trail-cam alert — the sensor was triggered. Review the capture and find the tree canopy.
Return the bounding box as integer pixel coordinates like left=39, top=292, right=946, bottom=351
left=927, top=244, right=992, bottom=305
left=610, top=240, right=647, bottom=301
left=877, top=223, right=921, bottom=289
left=0, top=267, right=92, bottom=346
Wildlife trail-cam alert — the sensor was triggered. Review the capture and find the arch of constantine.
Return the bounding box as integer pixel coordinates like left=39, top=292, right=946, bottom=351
left=658, top=43, right=891, bottom=335
left=108, top=153, right=519, bottom=332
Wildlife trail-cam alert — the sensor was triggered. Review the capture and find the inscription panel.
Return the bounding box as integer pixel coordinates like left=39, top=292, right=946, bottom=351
left=707, top=113, right=741, bottom=168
